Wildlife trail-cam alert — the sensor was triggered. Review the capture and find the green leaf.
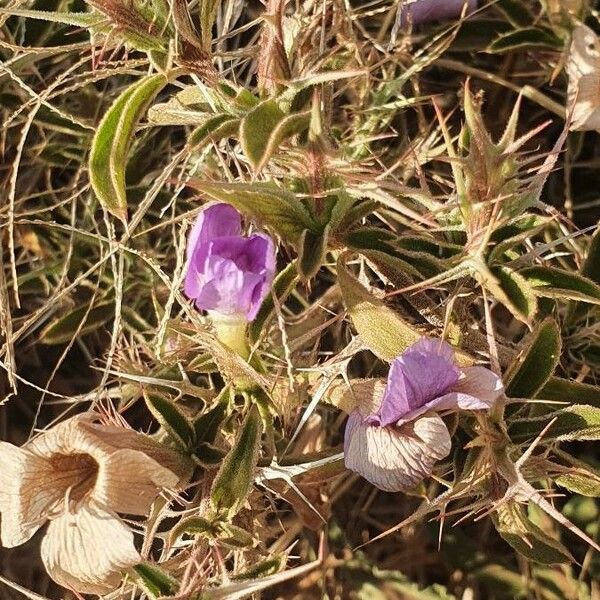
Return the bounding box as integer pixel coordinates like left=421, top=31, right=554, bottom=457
left=510, top=405, right=600, bottom=442
left=132, top=563, right=178, bottom=598
left=488, top=27, right=562, bottom=54
left=169, top=516, right=214, bottom=545
left=211, top=404, right=263, bottom=519
left=358, top=248, right=423, bottom=285
left=143, top=392, right=196, bottom=449
left=557, top=468, right=600, bottom=498
left=40, top=301, right=113, bottom=345
left=89, top=74, right=167, bottom=221
left=186, top=180, right=315, bottom=243
left=337, top=258, right=421, bottom=362
left=194, top=396, right=228, bottom=445
left=519, top=266, right=600, bottom=305
left=254, top=111, right=310, bottom=172
left=188, top=114, right=239, bottom=148
left=240, top=99, right=286, bottom=169
left=493, top=502, right=573, bottom=564
left=474, top=564, right=527, bottom=599
left=490, top=265, right=538, bottom=324
left=505, top=318, right=561, bottom=398
left=148, top=87, right=211, bottom=125
left=249, top=261, right=299, bottom=344
left=488, top=215, right=549, bottom=263
left=568, top=224, right=600, bottom=323
left=537, top=377, right=600, bottom=408
left=0, top=8, right=104, bottom=28
left=232, top=558, right=282, bottom=580
left=217, top=522, right=255, bottom=548
left=298, top=226, right=328, bottom=279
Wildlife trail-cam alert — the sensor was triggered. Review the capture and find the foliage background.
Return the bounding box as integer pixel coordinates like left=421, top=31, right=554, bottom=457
left=0, top=0, right=599, bottom=598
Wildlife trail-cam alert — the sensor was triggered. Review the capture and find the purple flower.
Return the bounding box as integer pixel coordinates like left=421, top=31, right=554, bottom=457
left=398, top=0, right=478, bottom=26
left=184, top=203, right=276, bottom=321
left=344, top=338, right=503, bottom=492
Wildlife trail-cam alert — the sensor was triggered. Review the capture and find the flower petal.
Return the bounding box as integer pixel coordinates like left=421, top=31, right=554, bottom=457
left=454, top=366, right=504, bottom=405
left=375, top=338, right=460, bottom=426
left=95, top=448, right=179, bottom=515
left=395, top=366, right=502, bottom=424
left=187, top=203, right=241, bottom=262
left=245, top=233, right=276, bottom=320
left=0, top=442, right=61, bottom=547
left=398, top=0, right=478, bottom=26
left=329, top=378, right=387, bottom=416
left=41, top=502, right=140, bottom=594
left=185, top=204, right=242, bottom=299
left=344, top=412, right=451, bottom=492
left=196, top=256, right=263, bottom=317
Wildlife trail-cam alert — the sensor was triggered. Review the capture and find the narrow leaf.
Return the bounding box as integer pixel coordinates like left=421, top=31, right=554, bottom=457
left=211, top=404, right=263, bottom=519
left=200, top=0, right=220, bottom=49
left=490, top=265, right=538, bottom=324
left=537, top=377, right=600, bottom=408
left=489, top=27, right=562, bottom=54
left=188, top=115, right=239, bottom=148
left=0, top=8, right=104, bottom=28
left=249, top=261, right=299, bottom=344
left=519, top=266, right=600, bottom=305
left=255, top=111, right=310, bottom=172
left=337, top=258, right=421, bottom=362
left=132, top=564, right=178, bottom=598
left=240, top=99, right=285, bottom=169
left=298, top=226, right=328, bottom=279
left=505, top=318, right=561, bottom=398
left=40, top=302, right=113, bottom=345
left=510, top=405, right=600, bottom=442
left=89, top=74, right=167, bottom=221
left=143, top=392, right=196, bottom=449
left=187, top=180, right=315, bottom=242
left=492, top=502, right=573, bottom=564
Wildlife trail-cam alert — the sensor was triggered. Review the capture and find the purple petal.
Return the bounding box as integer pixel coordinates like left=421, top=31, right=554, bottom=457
left=398, top=0, right=478, bottom=26
left=183, top=203, right=277, bottom=320
left=245, top=234, right=276, bottom=320
left=374, top=338, right=460, bottom=426
left=246, top=233, right=277, bottom=274
left=344, top=412, right=451, bottom=492
left=394, top=365, right=503, bottom=425
left=195, top=257, right=263, bottom=317
left=187, top=203, right=241, bottom=262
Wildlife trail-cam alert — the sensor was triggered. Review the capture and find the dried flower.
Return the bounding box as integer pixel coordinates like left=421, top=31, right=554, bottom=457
left=0, top=414, right=185, bottom=594
left=567, top=24, right=600, bottom=132
left=184, top=203, right=276, bottom=322
left=344, top=338, right=503, bottom=491
left=397, top=0, right=478, bottom=26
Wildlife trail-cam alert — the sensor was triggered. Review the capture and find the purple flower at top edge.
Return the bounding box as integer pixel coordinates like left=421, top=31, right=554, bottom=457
left=398, top=0, right=478, bottom=26
left=343, top=338, right=503, bottom=492
left=184, top=203, right=276, bottom=321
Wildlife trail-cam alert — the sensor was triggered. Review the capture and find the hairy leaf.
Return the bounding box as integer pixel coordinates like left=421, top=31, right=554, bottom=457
left=337, top=258, right=421, bottom=361
left=505, top=318, right=561, bottom=398
left=211, top=404, right=263, bottom=519
left=89, top=74, right=167, bottom=221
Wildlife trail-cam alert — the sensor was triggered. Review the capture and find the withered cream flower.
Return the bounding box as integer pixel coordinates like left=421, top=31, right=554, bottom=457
left=0, top=413, right=185, bottom=594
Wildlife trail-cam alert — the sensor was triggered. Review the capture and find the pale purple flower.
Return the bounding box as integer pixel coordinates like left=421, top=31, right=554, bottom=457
left=398, top=0, right=478, bottom=26
left=184, top=203, right=276, bottom=321
left=344, top=338, right=503, bottom=492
